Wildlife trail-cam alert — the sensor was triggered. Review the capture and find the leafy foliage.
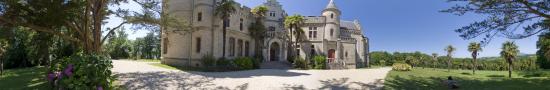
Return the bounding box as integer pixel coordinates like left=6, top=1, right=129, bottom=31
left=313, top=55, right=326, bottom=69
left=233, top=57, right=254, bottom=70
left=48, top=54, right=114, bottom=89
left=392, top=63, right=412, bottom=71
left=536, top=32, right=550, bottom=69
left=293, top=57, right=308, bottom=69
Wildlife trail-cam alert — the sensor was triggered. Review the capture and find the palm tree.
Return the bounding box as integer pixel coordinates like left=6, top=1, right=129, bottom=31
left=250, top=6, right=268, bottom=60
left=215, top=0, right=236, bottom=59
left=468, top=42, right=482, bottom=74
left=444, top=45, right=456, bottom=72
left=501, top=41, right=519, bottom=78
left=284, top=14, right=305, bottom=58
left=432, top=53, right=438, bottom=70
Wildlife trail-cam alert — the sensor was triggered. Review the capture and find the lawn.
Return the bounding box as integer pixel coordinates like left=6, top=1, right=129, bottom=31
left=384, top=67, right=550, bottom=90
left=0, top=67, right=49, bottom=90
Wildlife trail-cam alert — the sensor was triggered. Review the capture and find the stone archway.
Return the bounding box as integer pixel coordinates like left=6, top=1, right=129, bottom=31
left=270, top=42, right=280, bottom=61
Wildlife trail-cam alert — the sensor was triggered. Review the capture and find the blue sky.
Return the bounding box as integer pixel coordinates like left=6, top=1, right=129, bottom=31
left=105, top=0, right=539, bottom=58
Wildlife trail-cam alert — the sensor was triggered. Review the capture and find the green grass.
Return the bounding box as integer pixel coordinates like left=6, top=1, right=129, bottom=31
left=149, top=63, right=178, bottom=70
left=116, top=59, right=161, bottom=62
left=0, top=67, right=49, bottom=90
left=384, top=67, right=550, bottom=90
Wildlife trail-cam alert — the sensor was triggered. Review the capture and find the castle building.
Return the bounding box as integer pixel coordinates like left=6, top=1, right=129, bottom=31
left=161, top=0, right=369, bottom=69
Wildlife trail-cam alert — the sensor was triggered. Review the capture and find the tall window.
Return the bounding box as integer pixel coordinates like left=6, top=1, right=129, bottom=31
left=270, top=11, right=276, bottom=17
left=224, top=19, right=231, bottom=27
left=245, top=41, right=250, bottom=56
left=237, top=39, right=243, bottom=56
left=310, top=45, right=315, bottom=56
left=309, top=27, right=317, bottom=39
left=197, top=12, right=202, bottom=22
left=229, top=37, right=235, bottom=56
left=239, top=18, right=243, bottom=31
left=196, top=37, right=201, bottom=53
left=269, top=26, right=276, bottom=31
left=330, top=13, right=334, bottom=19
left=163, top=38, right=168, bottom=54
left=330, top=29, right=334, bottom=37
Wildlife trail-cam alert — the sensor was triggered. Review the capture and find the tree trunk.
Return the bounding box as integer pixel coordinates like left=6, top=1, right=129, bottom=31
left=473, top=53, right=477, bottom=75
left=222, top=19, right=227, bottom=59
left=508, top=59, right=513, bottom=78
left=448, top=57, right=451, bottom=72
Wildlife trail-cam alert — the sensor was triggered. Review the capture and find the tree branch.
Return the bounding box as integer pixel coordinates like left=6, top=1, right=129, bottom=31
left=100, top=22, right=127, bottom=45
left=520, top=0, right=550, bottom=19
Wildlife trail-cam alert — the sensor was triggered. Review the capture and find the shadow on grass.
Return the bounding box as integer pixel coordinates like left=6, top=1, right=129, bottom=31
left=0, top=67, right=48, bottom=89
left=115, top=71, right=249, bottom=90
left=384, top=75, right=550, bottom=90
left=486, top=75, right=505, bottom=78
left=282, top=78, right=384, bottom=90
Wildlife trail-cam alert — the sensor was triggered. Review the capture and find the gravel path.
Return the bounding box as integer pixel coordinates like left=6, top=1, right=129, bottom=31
left=112, top=60, right=392, bottom=90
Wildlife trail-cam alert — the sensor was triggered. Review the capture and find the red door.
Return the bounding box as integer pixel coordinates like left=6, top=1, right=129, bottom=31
left=328, top=49, right=335, bottom=62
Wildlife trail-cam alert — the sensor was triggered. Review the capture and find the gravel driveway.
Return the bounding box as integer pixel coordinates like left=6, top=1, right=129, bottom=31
left=112, top=60, right=392, bottom=90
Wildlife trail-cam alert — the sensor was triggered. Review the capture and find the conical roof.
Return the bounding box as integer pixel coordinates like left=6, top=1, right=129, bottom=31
left=325, top=0, right=338, bottom=9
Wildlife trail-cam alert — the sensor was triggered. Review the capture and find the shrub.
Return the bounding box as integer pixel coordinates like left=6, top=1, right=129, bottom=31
left=293, top=57, right=309, bottom=69
left=313, top=55, right=326, bottom=69
left=233, top=57, right=254, bottom=70
left=201, top=54, right=216, bottom=67
left=48, top=54, right=114, bottom=89
left=392, top=63, right=412, bottom=71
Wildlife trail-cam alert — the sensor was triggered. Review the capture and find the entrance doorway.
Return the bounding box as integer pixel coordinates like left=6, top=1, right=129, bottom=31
left=328, top=49, right=335, bottom=62
left=270, top=42, right=280, bottom=61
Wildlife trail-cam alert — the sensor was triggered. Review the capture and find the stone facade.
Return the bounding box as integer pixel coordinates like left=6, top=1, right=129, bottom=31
left=161, top=0, right=369, bottom=69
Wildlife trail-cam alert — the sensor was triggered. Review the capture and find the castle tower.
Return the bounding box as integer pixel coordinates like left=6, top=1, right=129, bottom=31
left=322, top=0, right=341, bottom=41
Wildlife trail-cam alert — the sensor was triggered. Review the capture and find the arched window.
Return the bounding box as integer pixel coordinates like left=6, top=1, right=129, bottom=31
left=330, top=13, right=334, bottom=19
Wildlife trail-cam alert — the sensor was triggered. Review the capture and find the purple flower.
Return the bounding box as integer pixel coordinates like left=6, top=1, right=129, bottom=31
left=47, top=73, right=56, bottom=82
left=57, top=72, right=63, bottom=79
left=63, top=64, right=74, bottom=76
left=97, top=85, right=103, bottom=90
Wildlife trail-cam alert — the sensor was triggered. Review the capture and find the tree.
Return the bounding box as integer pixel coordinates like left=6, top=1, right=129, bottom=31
left=468, top=42, right=482, bottom=74
left=250, top=6, right=268, bottom=60
left=284, top=14, right=305, bottom=59
left=537, top=32, right=550, bottom=69
left=432, top=53, right=438, bottom=70
left=501, top=41, right=519, bottom=78
left=445, top=45, right=456, bottom=72
left=442, top=0, right=550, bottom=45
left=214, top=0, right=237, bottom=59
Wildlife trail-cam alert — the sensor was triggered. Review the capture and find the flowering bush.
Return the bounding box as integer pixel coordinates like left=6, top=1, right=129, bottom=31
left=392, top=63, right=412, bottom=71
left=48, top=54, right=114, bottom=89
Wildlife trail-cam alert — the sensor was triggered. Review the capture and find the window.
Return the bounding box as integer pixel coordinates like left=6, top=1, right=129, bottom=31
left=197, top=12, right=202, bottom=22
left=229, top=37, right=235, bottom=56
left=163, top=38, right=168, bottom=54
left=309, top=27, right=318, bottom=39
left=239, top=18, right=243, bottom=31
left=238, top=39, right=243, bottom=56
left=270, top=11, right=276, bottom=17
left=296, top=49, right=300, bottom=56
left=330, top=13, right=334, bottom=19
left=330, top=29, right=334, bottom=37
left=245, top=41, right=250, bottom=56
left=224, top=19, right=231, bottom=27
left=196, top=37, right=201, bottom=53
left=269, top=26, right=275, bottom=31
left=345, top=51, right=348, bottom=57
